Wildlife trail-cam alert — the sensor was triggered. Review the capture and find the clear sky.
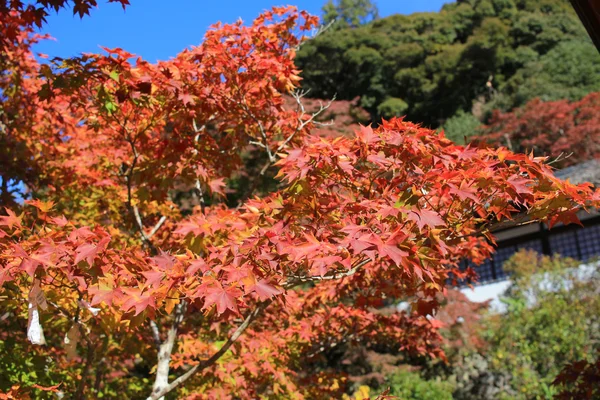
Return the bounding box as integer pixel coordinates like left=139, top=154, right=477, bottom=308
left=34, top=0, right=451, bottom=62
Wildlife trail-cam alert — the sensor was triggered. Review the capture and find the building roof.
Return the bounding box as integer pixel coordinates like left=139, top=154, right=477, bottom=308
left=553, top=159, right=600, bottom=187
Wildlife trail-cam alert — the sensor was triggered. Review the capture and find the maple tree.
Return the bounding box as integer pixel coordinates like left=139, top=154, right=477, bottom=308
left=478, top=92, right=600, bottom=168
left=1, top=2, right=600, bottom=399
left=554, top=352, right=600, bottom=400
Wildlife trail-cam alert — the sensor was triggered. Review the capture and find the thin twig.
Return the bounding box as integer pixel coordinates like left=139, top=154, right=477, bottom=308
left=93, top=334, right=109, bottom=395
left=132, top=206, right=149, bottom=241
left=191, top=122, right=208, bottom=214
left=121, top=133, right=159, bottom=252
left=275, top=91, right=336, bottom=155
left=195, top=179, right=206, bottom=214
left=75, top=333, right=95, bottom=400
left=294, top=19, right=336, bottom=51
left=283, top=257, right=370, bottom=289
left=546, top=152, right=574, bottom=166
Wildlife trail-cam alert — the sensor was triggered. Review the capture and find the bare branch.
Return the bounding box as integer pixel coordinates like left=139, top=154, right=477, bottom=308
left=132, top=205, right=150, bottom=241
left=93, top=335, right=110, bottom=395
left=148, top=215, right=167, bottom=239
left=294, top=19, right=336, bottom=51
left=546, top=151, right=574, bottom=166
left=192, top=119, right=205, bottom=134
left=503, top=133, right=513, bottom=151
left=120, top=134, right=161, bottom=253
left=276, top=91, right=337, bottom=154
left=75, top=332, right=95, bottom=400
left=190, top=121, right=209, bottom=214
left=240, top=102, right=276, bottom=163
left=249, top=140, right=267, bottom=149
left=254, top=91, right=337, bottom=181
left=194, top=179, right=206, bottom=214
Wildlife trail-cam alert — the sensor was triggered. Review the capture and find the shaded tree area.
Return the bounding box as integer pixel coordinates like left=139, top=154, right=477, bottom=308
left=296, top=0, right=600, bottom=129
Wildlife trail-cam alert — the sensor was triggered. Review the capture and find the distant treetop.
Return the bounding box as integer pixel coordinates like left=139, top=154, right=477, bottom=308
left=322, top=0, right=379, bottom=29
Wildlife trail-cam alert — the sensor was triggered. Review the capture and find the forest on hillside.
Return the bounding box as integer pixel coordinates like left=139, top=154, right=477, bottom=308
left=297, top=0, right=600, bottom=152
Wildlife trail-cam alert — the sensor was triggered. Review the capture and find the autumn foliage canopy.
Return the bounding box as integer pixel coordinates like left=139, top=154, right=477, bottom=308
left=479, top=92, right=600, bottom=168
left=1, top=1, right=599, bottom=399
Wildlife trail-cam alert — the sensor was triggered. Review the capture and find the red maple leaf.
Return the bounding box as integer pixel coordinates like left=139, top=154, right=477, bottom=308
left=74, top=243, right=99, bottom=265
left=409, top=209, right=446, bottom=230
left=548, top=211, right=583, bottom=229
left=449, top=182, right=478, bottom=202
left=203, top=285, right=242, bottom=315
left=187, top=259, right=208, bottom=275
left=0, top=208, right=22, bottom=230
left=368, top=234, right=408, bottom=266
left=209, top=178, right=227, bottom=196
left=507, top=175, right=533, bottom=195
left=25, top=199, right=55, bottom=213
left=141, top=270, right=165, bottom=288
left=121, top=288, right=155, bottom=316
left=178, top=92, right=195, bottom=106
left=248, top=280, right=281, bottom=301
left=356, top=125, right=378, bottom=144
left=89, top=283, right=120, bottom=307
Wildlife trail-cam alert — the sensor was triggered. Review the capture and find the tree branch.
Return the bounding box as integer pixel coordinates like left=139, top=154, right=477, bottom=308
left=546, top=151, right=574, bottom=166
left=121, top=134, right=161, bottom=253
left=294, top=19, right=336, bottom=51
left=148, top=215, right=167, bottom=239
left=93, top=334, right=110, bottom=395
left=283, top=257, right=370, bottom=289
left=74, top=331, right=95, bottom=400
left=194, top=179, right=206, bottom=215
left=149, top=320, right=162, bottom=350
left=149, top=301, right=188, bottom=400
left=191, top=121, right=209, bottom=214
left=146, top=300, right=271, bottom=400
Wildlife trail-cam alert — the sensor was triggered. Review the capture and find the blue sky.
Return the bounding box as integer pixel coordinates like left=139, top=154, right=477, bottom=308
left=34, top=0, right=451, bottom=62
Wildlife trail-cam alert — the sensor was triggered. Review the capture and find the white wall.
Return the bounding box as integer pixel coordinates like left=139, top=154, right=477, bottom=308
left=460, top=280, right=511, bottom=313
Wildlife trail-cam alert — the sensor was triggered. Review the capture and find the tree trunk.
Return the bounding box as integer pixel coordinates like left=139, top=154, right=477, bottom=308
left=150, top=302, right=186, bottom=400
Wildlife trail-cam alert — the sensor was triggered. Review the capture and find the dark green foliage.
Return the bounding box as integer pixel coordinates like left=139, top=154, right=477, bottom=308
left=486, top=40, right=600, bottom=112
left=441, top=109, right=482, bottom=144
left=297, top=0, right=600, bottom=128
left=377, top=97, right=408, bottom=118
